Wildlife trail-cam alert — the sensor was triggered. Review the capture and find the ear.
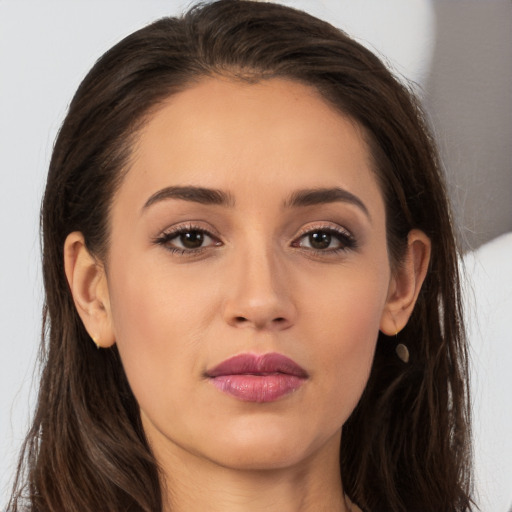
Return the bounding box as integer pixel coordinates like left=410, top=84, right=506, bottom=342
left=380, top=229, right=431, bottom=335
left=63, top=232, right=115, bottom=348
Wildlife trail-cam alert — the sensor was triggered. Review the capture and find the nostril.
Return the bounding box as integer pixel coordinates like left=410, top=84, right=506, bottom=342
left=228, top=314, right=292, bottom=329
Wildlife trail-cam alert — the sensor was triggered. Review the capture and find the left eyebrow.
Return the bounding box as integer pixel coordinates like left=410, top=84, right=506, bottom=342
left=284, top=187, right=371, bottom=221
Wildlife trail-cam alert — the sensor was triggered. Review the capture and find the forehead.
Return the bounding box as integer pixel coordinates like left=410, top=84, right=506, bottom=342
left=120, top=77, right=384, bottom=214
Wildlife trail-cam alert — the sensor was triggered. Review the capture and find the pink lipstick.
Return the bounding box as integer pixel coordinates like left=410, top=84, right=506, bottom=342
left=206, top=353, right=308, bottom=403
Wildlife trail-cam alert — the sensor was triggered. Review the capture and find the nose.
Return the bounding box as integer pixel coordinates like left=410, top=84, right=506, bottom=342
left=222, top=245, right=297, bottom=331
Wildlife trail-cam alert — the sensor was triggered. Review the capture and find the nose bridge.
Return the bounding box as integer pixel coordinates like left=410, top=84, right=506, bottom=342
left=223, top=233, right=295, bottom=330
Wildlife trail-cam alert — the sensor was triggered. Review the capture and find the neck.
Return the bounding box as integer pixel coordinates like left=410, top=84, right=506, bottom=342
left=154, top=434, right=350, bottom=512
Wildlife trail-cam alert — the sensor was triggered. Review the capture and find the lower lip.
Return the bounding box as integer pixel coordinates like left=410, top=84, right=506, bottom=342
left=210, top=374, right=305, bottom=403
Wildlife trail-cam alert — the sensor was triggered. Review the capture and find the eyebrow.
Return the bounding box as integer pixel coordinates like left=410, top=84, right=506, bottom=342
left=142, top=186, right=235, bottom=211
left=142, top=184, right=370, bottom=221
left=285, top=187, right=371, bottom=220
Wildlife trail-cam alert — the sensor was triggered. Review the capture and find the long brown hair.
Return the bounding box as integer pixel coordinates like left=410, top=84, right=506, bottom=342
left=8, top=1, right=473, bottom=510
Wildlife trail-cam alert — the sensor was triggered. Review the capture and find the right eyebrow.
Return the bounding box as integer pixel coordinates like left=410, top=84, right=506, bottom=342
left=141, top=186, right=235, bottom=213
left=284, top=186, right=371, bottom=222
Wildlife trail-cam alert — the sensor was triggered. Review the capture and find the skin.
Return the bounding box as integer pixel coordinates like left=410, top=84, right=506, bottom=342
left=64, top=77, right=430, bottom=512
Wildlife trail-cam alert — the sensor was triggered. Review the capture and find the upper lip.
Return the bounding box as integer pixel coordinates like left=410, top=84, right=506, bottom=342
left=206, top=352, right=309, bottom=378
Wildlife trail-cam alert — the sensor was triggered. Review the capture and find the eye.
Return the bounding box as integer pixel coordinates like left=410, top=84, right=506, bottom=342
left=153, top=225, right=221, bottom=254
left=174, top=230, right=211, bottom=249
left=292, top=226, right=356, bottom=253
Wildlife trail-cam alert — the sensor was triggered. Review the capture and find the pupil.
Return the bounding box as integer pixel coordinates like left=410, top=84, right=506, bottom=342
left=180, top=231, right=204, bottom=249
left=309, top=231, right=331, bottom=249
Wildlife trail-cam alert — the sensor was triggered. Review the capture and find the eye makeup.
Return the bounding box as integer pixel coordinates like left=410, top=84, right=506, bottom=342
left=152, top=223, right=222, bottom=256
left=152, top=220, right=357, bottom=260
left=291, top=224, right=357, bottom=255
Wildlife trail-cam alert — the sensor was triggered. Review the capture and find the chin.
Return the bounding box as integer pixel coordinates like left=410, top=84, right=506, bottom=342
left=208, top=443, right=312, bottom=472
left=194, top=418, right=335, bottom=472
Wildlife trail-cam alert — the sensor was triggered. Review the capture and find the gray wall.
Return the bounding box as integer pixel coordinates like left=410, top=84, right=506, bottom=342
left=426, top=0, right=512, bottom=251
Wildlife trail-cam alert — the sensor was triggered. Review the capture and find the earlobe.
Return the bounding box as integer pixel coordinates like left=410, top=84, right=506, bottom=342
left=63, top=232, right=115, bottom=348
left=380, top=229, right=431, bottom=335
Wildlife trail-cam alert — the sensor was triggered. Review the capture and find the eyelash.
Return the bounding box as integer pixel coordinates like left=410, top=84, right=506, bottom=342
left=153, top=223, right=357, bottom=256
left=291, top=225, right=357, bottom=255
left=152, top=223, right=221, bottom=256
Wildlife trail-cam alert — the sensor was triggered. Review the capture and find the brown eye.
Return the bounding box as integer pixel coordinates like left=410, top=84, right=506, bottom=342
left=292, top=226, right=356, bottom=253
left=155, top=226, right=220, bottom=254
left=308, top=231, right=332, bottom=250
left=179, top=231, right=205, bottom=249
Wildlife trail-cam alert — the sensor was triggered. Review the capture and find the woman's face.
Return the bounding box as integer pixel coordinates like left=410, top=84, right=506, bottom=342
left=104, top=78, right=395, bottom=471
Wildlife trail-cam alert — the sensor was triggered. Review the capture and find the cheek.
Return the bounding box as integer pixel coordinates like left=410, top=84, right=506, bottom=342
left=302, top=257, right=388, bottom=348
left=106, top=257, right=214, bottom=410
left=299, top=262, right=389, bottom=416
left=109, top=253, right=214, bottom=343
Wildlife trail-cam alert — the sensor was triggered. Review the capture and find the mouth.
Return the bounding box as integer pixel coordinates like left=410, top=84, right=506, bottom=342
left=205, top=352, right=309, bottom=403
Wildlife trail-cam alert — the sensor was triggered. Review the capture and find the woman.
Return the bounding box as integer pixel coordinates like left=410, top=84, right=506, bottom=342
left=8, top=1, right=473, bottom=510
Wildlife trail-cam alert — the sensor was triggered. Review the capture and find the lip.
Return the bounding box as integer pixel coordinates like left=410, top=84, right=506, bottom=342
left=205, top=352, right=308, bottom=403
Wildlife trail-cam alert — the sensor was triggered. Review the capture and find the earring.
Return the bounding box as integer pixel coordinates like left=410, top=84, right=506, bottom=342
left=394, top=326, right=409, bottom=363
left=91, top=336, right=100, bottom=350
left=395, top=343, right=409, bottom=363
